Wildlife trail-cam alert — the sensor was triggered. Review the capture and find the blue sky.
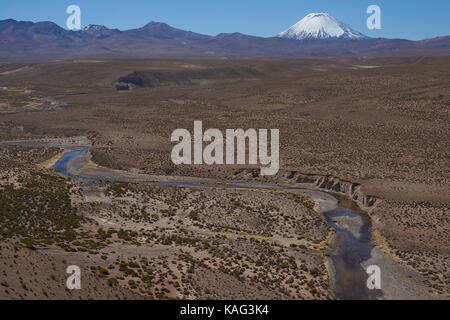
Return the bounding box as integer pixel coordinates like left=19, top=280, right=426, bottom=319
left=1, top=0, right=449, bottom=40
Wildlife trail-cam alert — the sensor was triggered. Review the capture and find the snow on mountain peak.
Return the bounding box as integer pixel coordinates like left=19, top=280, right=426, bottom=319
left=83, top=24, right=109, bottom=32
left=278, top=13, right=368, bottom=40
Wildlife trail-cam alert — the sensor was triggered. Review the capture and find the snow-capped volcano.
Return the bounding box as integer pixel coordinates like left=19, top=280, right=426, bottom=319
left=278, top=13, right=368, bottom=40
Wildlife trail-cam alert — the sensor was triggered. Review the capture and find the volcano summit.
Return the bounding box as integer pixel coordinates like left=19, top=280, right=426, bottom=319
left=278, top=12, right=368, bottom=40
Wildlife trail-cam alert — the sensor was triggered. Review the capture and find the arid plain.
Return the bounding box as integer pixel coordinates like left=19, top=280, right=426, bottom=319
left=0, top=56, right=448, bottom=299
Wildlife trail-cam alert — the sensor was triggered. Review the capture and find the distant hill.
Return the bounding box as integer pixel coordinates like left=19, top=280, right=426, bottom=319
left=0, top=18, right=449, bottom=61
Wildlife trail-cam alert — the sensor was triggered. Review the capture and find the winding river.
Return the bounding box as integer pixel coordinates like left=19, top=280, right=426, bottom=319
left=0, top=140, right=376, bottom=299
left=53, top=145, right=376, bottom=299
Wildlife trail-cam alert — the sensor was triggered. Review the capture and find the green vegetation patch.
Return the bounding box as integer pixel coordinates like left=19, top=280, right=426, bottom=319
left=0, top=171, right=83, bottom=245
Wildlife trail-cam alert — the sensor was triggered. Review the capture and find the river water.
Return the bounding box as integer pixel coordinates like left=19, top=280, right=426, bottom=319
left=323, top=204, right=373, bottom=299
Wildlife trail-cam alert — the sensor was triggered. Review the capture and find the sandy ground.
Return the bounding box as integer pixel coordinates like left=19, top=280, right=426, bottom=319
left=362, top=248, right=439, bottom=300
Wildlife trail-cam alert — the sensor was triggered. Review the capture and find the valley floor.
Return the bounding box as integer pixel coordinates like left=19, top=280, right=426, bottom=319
left=0, top=56, right=448, bottom=299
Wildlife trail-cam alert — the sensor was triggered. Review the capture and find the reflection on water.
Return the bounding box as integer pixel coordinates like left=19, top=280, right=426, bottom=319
left=332, top=192, right=361, bottom=211
left=54, top=147, right=89, bottom=177
left=323, top=202, right=373, bottom=300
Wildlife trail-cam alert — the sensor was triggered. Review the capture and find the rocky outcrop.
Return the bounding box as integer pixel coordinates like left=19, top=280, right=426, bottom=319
left=114, top=72, right=143, bottom=90
left=233, top=169, right=379, bottom=209
left=114, top=82, right=135, bottom=91
left=296, top=173, right=378, bottom=208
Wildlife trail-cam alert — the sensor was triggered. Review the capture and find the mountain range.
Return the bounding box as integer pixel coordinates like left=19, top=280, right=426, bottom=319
left=0, top=13, right=449, bottom=61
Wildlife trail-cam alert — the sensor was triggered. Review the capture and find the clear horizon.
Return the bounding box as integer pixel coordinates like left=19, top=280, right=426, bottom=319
left=1, top=0, right=449, bottom=40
